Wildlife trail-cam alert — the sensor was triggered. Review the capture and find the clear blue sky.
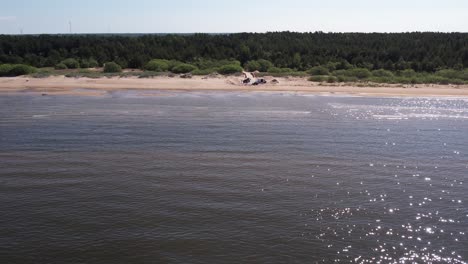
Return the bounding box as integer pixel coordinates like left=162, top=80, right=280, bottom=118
left=1, top=0, right=467, bottom=34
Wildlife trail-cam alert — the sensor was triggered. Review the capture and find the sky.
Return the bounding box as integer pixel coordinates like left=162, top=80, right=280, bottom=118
left=1, top=0, right=467, bottom=34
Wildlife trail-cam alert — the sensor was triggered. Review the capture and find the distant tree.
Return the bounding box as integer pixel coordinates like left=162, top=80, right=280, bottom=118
left=384, top=60, right=395, bottom=71
left=114, top=58, right=128, bottom=69
left=128, top=57, right=146, bottom=69
left=292, top=53, right=302, bottom=69
left=422, top=59, right=436, bottom=72
left=463, top=49, right=468, bottom=67
left=239, top=44, right=251, bottom=64
left=336, top=60, right=352, bottom=70
left=395, top=58, right=410, bottom=71
left=325, top=62, right=338, bottom=72
left=24, top=54, right=43, bottom=67
left=454, top=63, right=464, bottom=71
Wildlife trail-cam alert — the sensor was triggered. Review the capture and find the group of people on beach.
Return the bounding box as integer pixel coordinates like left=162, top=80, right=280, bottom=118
left=242, top=71, right=267, bottom=86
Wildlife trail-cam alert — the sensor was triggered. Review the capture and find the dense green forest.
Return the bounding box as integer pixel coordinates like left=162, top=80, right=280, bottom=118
left=1, top=32, right=468, bottom=83
left=1, top=32, right=468, bottom=70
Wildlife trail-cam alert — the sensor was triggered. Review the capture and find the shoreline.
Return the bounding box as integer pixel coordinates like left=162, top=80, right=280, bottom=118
left=1, top=75, right=468, bottom=97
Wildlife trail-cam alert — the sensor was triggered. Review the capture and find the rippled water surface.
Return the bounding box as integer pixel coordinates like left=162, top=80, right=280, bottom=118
left=1, top=91, right=467, bottom=263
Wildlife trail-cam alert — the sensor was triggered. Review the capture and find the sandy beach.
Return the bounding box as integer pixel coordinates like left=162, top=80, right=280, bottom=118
left=1, top=75, right=468, bottom=97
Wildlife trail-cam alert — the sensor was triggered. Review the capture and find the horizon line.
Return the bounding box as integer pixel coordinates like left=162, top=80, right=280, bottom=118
left=2, top=31, right=468, bottom=36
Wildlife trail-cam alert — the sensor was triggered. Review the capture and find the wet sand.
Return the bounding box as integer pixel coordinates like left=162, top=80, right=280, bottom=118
left=1, top=75, right=468, bottom=97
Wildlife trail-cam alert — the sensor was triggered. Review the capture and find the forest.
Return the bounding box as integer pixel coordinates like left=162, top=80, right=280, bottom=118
left=1, top=32, right=468, bottom=83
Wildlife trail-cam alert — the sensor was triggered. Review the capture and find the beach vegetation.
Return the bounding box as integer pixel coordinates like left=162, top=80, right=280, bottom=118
left=0, top=64, right=36, bottom=76
left=244, top=59, right=273, bottom=72
left=308, top=75, right=328, bottom=82
left=324, top=62, right=339, bottom=72
left=397, top=69, right=417, bottom=78
left=145, top=59, right=170, bottom=72
left=80, top=58, right=99, bottom=68
left=268, top=67, right=294, bottom=73
left=436, top=69, right=468, bottom=80
left=79, top=60, right=90, bottom=69
left=333, top=68, right=371, bottom=79
left=31, top=68, right=54, bottom=78
left=192, top=68, right=218, bottom=75
left=193, top=59, right=240, bottom=70
left=0, top=64, right=14, bottom=76
left=103, top=62, right=122, bottom=73
left=61, top=58, right=80, bottom=69
left=308, top=66, right=330, bottom=76
left=257, top=59, right=274, bottom=72
left=171, top=63, right=197, bottom=73
left=346, top=68, right=372, bottom=79
left=218, top=64, right=243, bottom=74
left=327, top=76, right=338, bottom=83
left=137, top=71, right=163, bottom=78
left=55, top=63, right=68, bottom=70
left=244, top=61, right=261, bottom=72
left=372, top=69, right=394, bottom=78
left=88, top=58, right=99, bottom=68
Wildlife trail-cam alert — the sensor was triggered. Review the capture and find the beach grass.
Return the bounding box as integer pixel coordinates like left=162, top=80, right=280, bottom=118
left=10, top=65, right=468, bottom=86
left=307, top=68, right=468, bottom=85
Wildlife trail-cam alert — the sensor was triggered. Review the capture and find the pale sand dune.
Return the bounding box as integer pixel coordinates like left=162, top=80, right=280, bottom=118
left=1, top=75, right=468, bottom=97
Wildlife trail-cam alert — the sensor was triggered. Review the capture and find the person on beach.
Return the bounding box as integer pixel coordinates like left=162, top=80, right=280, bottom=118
left=242, top=71, right=253, bottom=85
left=252, top=70, right=260, bottom=78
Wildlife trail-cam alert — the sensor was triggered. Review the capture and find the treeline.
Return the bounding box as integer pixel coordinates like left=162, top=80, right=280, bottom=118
left=1, top=32, right=467, bottom=73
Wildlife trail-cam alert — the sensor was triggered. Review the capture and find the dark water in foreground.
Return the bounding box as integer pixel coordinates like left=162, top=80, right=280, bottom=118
left=1, top=91, right=467, bottom=263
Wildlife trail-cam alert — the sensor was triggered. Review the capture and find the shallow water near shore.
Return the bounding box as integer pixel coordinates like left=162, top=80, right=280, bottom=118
left=1, top=91, right=467, bottom=263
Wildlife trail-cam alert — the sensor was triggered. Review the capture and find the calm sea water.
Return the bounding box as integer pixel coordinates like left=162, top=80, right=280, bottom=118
left=1, top=91, right=467, bottom=263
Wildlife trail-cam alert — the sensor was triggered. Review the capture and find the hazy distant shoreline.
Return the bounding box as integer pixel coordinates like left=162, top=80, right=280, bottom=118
left=1, top=75, right=468, bottom=97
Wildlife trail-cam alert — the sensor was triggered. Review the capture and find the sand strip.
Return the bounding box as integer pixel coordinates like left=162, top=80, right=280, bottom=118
left=1, top=76, right=468, bottom=97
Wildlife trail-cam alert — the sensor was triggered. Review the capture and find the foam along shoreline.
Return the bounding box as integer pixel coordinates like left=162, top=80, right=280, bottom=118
left=1, top=75, right=468, bottom=97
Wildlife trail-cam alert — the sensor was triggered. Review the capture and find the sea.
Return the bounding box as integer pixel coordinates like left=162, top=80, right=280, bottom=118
left=1, top=91, right=467, bottom=263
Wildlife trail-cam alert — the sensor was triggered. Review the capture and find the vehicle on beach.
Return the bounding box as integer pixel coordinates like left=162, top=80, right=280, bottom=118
left=242, top=71, right=267, bottom=85
left=252, top=78, right=267, bottom=85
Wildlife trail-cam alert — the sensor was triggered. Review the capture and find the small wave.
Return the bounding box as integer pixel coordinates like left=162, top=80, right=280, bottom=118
left=32, top=115, right=49, bottom=118
left=373, top=113, right=468, bottom=120
left=211, top=110, right=312, bottom=117
left=373, top=115, right=407, bottom=120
